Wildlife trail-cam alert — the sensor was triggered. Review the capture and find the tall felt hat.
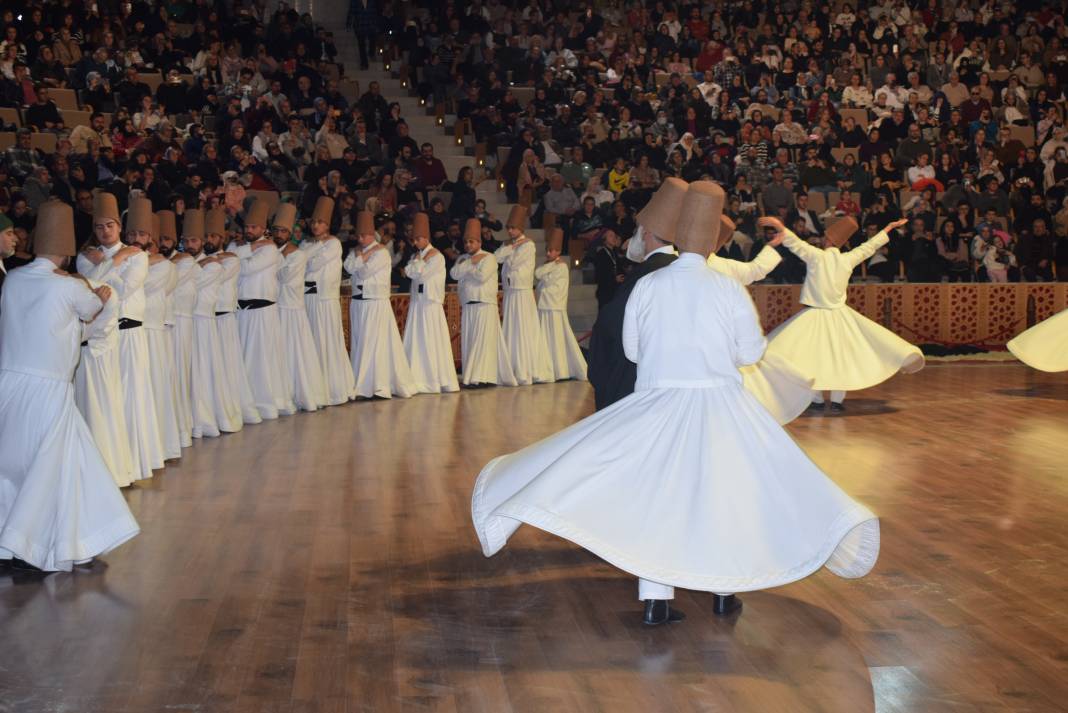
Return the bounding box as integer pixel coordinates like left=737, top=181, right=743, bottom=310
left=272, top=203, right=297, bottom=231
left=412, top=212, right=430, bottom=240
left=33, top=200, right=76, bottom=257
left=506, top=204, right=527, bottom=230
left=715, top=215, right=736, bottom=252
left=205, top=207, right=227, bottom=236
left=673, top=181, right=726, bottom=256
left=182, top=209, right=204, bottom=240
left=0, top=212, right=13, bottom=233
left=93, top=191, right=121, bottom=223
left=126, top=196, right=155, bottom=237
left=547, top=227, right=564, bottom=253
left=157, top=210, right=177, bottom=241
left=636, top=177, right=688, bottom=243
left=463, top=218, right=482, bottom=241
left=246, top=198, right=271, bottom=228
left=312, top=196, right=334, bottom=224
left=356, top=211, right=376, bottom=236
left=152, top=214, right=160, bottom=243
left=825, top=216, right=859, bottom=248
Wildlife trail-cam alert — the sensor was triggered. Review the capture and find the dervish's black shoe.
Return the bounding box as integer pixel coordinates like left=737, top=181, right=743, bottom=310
left=712, top=594, right=743, bottom=616
left=642, top=599, right=686, bottom=626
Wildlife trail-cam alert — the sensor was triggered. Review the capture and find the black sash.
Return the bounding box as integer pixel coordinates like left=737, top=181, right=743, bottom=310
left=118, top=318, right=142, bottom=330
left=351, top=284, right=364, bottom=300
left=215, top=311, right=230, bottom=317
left=304, top=281, right=317, bottom=294
left=237, top=299, right=275, bottom=310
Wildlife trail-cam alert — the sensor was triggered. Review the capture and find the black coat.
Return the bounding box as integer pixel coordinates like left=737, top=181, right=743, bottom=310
left=587, top=251, right=677, bottom=411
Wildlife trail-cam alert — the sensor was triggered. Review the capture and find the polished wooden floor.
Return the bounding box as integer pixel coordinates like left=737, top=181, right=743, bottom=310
left=1, top=364, right=1067, bottom=713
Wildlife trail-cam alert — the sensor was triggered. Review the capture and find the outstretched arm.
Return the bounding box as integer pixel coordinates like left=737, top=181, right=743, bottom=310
left=846, top=219, right=907, bottom=269
left=758, top=216, right=822, bottom=264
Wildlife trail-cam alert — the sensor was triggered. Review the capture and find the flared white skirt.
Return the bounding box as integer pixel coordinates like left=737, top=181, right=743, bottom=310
left=279, top=306, right=327, bottom=411
left=217, top=313, right=262, bottom=424
left=238, top=305, right=296, bottom=419
left=119, top=328, right=164, bottom=478
left=473, top=379, right=879, bottom=593
left=0, top=370, right=140, bottom=571
left=403, top=301, right=460, bottom=394
left=351, top=298, right=416, bottom=398
left=190, top=316, right=230, bottom=437
left=173, top=315, right=195, bottom=443
left=1007, top=308, right=1068, bottom=372
left=766, top=306, right=924, bottom=391
left=501, top=290, right=554, bottom=385
left=460, top=303, right=517, bottom=386
left=74, top=348, right=137, bottom=488
left=740, top=353, right=816, bottom=425
left=146, top=327, right=185, bottom=459
left=538, top=309, right=587, bottom=382
left=305, top=296, right=355, bottom=406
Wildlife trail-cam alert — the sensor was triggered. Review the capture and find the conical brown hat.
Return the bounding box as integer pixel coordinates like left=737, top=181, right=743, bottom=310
left=152, top=214, right=160, bottom=244
left=547, top=227, right=564, bottom=253
left=412, top=212, right=430, bottom=240
left=506, top=204, right=527, bottom=230
left=636, top=177, right=688, bottom=242
left=715, top=215, right=736, bottom=252
left=34, top=200, right=76, bottom=257
left=205, top=207, right=227, bottom=237
left=463, top=218, right=482, bottom=241
left=825, top=217, right=858, bottom=248
left=272, top=203, right=297, bottom=231
left=126, top=196, right=155, bottom=238
left=157, top=210, right=177, bottom=241
left=93, top=191, right=120, bottom=224
left=182, top=209, right=204, bottom=240
left=312, top=196, right=334, bottom=224
left=673, top=181, right=726, bottom=256
left=246, top=198, right=271, bottom=228
left=356, top=211, right=375, bottom=236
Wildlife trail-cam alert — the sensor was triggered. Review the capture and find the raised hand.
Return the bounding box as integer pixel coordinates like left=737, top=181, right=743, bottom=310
left=886, top=218, right=909, bottom=231
left=757, top=216, right=786, bottom=233
left=93, top=285, right=112, bottom=303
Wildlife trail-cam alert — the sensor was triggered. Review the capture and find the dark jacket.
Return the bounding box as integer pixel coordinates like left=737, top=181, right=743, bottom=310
left=587, top=250, right=677, bottom=410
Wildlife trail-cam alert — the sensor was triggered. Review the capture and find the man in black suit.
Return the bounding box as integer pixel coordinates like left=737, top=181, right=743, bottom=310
left=588, top=179, right=688, bottom=411
left=592, top=230, right=624, bottom=310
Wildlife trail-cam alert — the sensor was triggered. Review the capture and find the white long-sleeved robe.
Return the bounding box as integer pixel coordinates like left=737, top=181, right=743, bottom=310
left=77, top=245, right=163, bottom=480
left=534, top=259, right=587, bottom=381
left=74, top=285, right=136, bottom=487
left=495, top=238, right=553, bottom=385
left=451, top=251, right=517, bottom=386
left=344, top=243, right=415, bottom=398
left=190, top=256, right=235, bottom=436
left=472, top=253, right=879, bottom=594
left=303, top=237, right=355, bottom=405
left=0, top=259, right=140, bottom=571
left=144, top=257, right=183, bottom=460
left=765, top=230, right=924, bottom=391
left=403, top=247, right=460, bottom=394
left=216, top=254, right=262, bottom=425
left=171, top=255, right=198, bottom=445
left=235, top=241, right=295, bottom=419
left=278, top=245, right=327, bottom=411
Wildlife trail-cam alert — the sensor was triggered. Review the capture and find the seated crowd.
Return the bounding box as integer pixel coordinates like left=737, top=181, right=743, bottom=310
left=389, top=0, right=1068, bottom=285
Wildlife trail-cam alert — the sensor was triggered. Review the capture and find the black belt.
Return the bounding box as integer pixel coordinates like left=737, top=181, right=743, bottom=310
left=80, top=340, right=88, bottom=347
left=215, top=311, right=230, bottom=317
left=118, top=318, right=142, bottom=330
left=351, top=283, right=364, bottom=300
left=465, top=301, right=483, bottom=305
left=304, top=281, right=317, bottom=294
left=238, top=299, right=275, bottom=310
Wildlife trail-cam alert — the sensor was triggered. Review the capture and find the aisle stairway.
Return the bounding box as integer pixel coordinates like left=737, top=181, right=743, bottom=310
left=326, top=23, right=600, bottom=335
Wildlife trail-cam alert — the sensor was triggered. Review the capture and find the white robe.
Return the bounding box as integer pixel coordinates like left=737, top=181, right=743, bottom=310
left=74, top=287, right=136, bottom=488
left=235, top=241, right=295, bottom=419
left=1007, top=308, right=1068, bottom=372
left=216, top=255, right=262, bottom=424
left=303, top=237, right=355, bottom=405
left=189, top=258, right=233, bottom=437
left=451, top=251, right=517, bottom=386
left=403, top=247, right=460, bottom=394
left=534, top=260, right=587, bottom=381
left=0, top=259, right=140, bottom=571
left=144, top=258, right=183, bottom=460
left=77, top=246, right=163, bottom=479
left=278, top=247, right=327, bottom=411
left=708, top=247, right=814, bottom=425
left=495, top=239, right=554, bottom=385
left=345, top=244, right=416, bottom=398
left=472, top=254, right=879, bottom=593
left=766, top=230, right=925, bottom=391
left=171, top=256, right=198, bottom=445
